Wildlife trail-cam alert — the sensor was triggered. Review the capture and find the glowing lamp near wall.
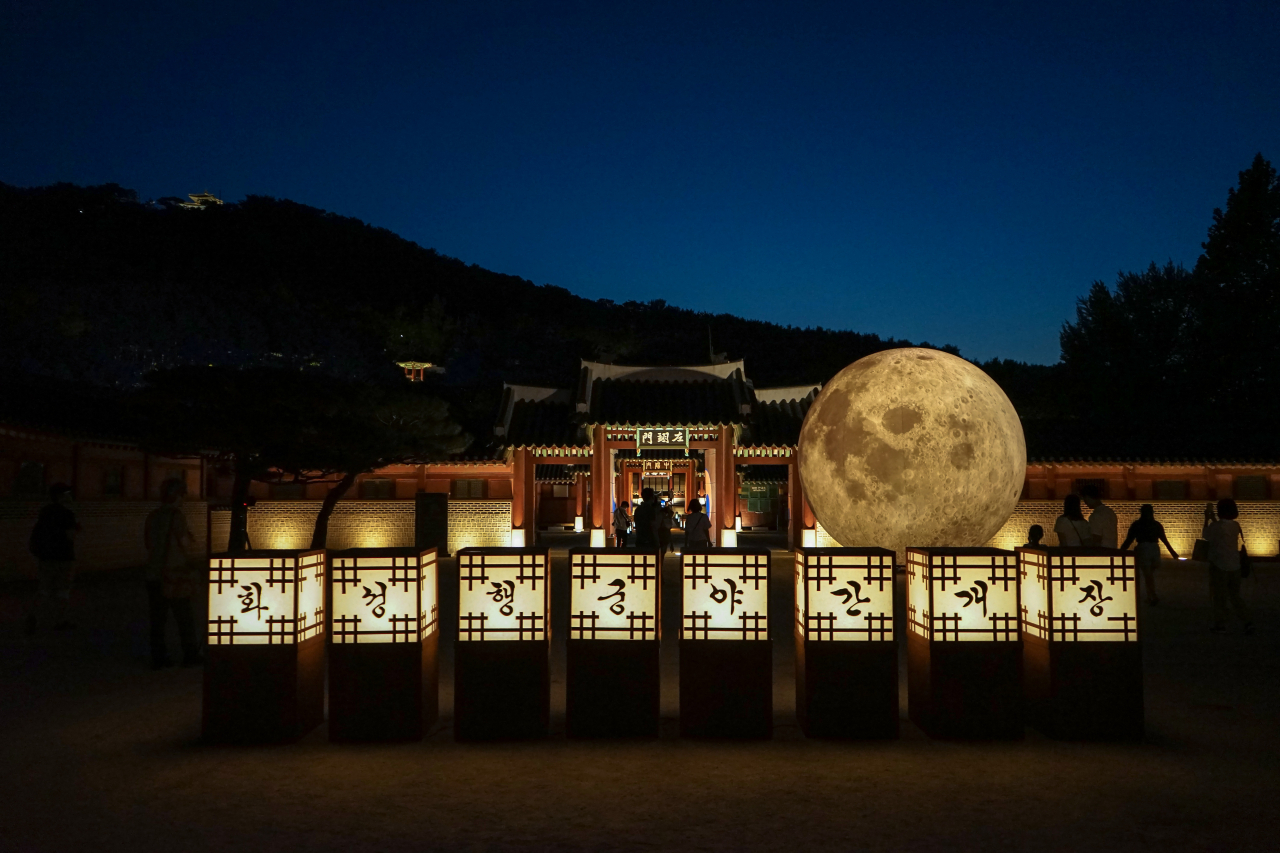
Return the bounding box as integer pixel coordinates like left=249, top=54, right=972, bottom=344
left=566, top=548, right=661, bottom=738
left=590, top=528, right=606, bottom=547
left=719, top=529, right=738, bottom=548
left=331, top=550, right=438, bottom=644
left=574, top=516, right=584, bottom=533
left=906, top=547, right=1022, bottom=739
left=327, top=548, right=440, bottom=741
left=454, top=548, right=552, bottom=739
left=680, top=548, right=773, bottom=738
left=794, top=547, right=899, bottom=738
left=735, top=515, right=743, bottom=532
left=208, top=551, right=325, bottom=645
left=203, top=550, right=326, bottom=743
left=1019, top=547, right=1142, bottom=739
left=509, top=528, right=526, bottom=547
left=801, top=528, right=818, bottom=549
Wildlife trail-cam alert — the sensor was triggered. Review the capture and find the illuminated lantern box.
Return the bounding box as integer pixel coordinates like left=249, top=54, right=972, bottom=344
left=327, top=548, right=439, bottom=742
left=794, top=547, right=899, bottom=739
left=906, top=547, right=1022, bottom=739
left=566, top=548, right=661, bottom=738
left=680, top=548, right=772, bottom=738
left=454, top=547, right=551, bottom=740
left=1019, top=547, right=1142, bottom=740
left=203, top=550, right=326, bottom=743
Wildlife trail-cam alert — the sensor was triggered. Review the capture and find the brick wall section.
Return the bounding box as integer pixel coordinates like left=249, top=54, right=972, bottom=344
left=208, top=501, right=417, bottom=553
left=987, top=500, right=1280, bottom=557
left=448, top=500, right=513, bottom=553
left=0, top=500, right=207, bottom=577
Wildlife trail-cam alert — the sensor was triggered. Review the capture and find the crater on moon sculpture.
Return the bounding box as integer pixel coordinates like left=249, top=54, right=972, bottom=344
left=798, top=348, right=1026, bottom=559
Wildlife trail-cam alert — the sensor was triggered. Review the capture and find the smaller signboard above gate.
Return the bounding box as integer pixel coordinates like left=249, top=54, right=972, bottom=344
left=636, top=427, right=689, bottom=454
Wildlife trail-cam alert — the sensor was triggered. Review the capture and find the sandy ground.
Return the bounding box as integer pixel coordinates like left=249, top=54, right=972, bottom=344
left=1, top=533, right=1277, bottom=852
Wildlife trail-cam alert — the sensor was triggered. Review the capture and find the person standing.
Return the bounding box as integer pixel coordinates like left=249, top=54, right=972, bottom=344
left=683, top=499, right=712, bottom=551
left=144, top=479, right=202, bottom=667
left=1053, top=495, right=1092, bottom=546
left=612, top=501, right=632, bottom=548
left=1081, top=484, right=1118, bottom=548
left=1203, top=499, right=1252, bottom=634
left=657, top=493, right=675, bottom=562
left=633, top=488, right=660, bottom=550
left=1023, top=524, right=1045, bottom=548
left=26, top=483, right=81, bottom=633
left=1120, top=504, right=1179, bottom=605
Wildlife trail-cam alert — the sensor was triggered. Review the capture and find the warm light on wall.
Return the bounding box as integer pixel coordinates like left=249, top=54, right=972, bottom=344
left=590, top=528, right=606, bottom=547
left=574, top=516, right=584, bottom=533
left=795, top=549, right=895, bottom=642
left=801, top=528, right=818, bottom=548
left=330, top=550, right=438, bottom=644
left=719, top=529, right=738, bottom=548
left=457, top=549, right=549, bottom=641
left=208, top=551, right=326, bottom=645
left=1020, top=548, right=1138, bottom=642
left=906, top=548, right=1019, bottom=642
left=509, top=528, right=526, bottom=547
left=569, top=550, right=659, bottom=640
left=681, top=550, right=769, bottom=640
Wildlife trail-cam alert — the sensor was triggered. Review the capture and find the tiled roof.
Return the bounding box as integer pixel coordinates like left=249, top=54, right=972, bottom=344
left=584, top=373, right=750, bottom=426
left=740, top=464, right=789, bottom=484
left=534, top=464, right=588, bottom=482
left=739, top=392, right=815, bottom=448
left=504, top=399, right=587, bottom=448
left=1028, top=456, right=1280, bottom=467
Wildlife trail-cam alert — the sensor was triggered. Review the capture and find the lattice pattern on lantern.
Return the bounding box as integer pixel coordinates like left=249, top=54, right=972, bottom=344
left=568, top=549, right=660, bottom=640
left=1020, top=548, right=1138, bottom=642
left=682, top=550, right=770, bottom=640
left=330, top=550, right=438, bottom=644
left=906, top=548, right=1019, bottom=642
left=457, top=548, right=549, bottom=641
left=208, top=551, right=326, bottom=645
left=795, top=548, right=895, bottom=642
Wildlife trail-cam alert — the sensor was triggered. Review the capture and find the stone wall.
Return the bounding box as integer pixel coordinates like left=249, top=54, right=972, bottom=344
left=448, top=500, right=514, bottom=553
left=0, top=500, right=208, bottom=577
left=208, top=501, right=417, bottom=553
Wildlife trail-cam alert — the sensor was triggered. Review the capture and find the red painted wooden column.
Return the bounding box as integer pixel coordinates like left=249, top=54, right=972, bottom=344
left=590, top=425, right=609, bottom=532
left=511, top=447, right=536, bottom=537
left=717, top=426, right=736, bottom=536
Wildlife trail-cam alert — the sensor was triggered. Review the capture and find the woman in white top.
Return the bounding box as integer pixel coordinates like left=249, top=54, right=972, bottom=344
left=1203, top=499, right=1252, bottom=634
left=1053, top=495, right=1093, bottom=546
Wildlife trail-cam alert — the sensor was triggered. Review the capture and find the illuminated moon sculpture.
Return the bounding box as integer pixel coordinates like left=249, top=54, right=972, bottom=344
left=798, top=348, right=1026, bottom=559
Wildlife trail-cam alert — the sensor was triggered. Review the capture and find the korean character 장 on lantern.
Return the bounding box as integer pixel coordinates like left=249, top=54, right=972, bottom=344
left=1020, top=548, right=1139, bottom=643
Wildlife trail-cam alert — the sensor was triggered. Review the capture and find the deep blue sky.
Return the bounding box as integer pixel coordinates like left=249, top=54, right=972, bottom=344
left=3, top=1, right=1277, bottom=364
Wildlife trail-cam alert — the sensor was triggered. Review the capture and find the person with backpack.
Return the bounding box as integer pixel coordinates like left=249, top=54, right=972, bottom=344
left=144, top=479, right=202, bottom=667
left=612, top=500, right=633, bottom=548
left=683, top=499, right=712, bottom=552
left=26, top=483, right=81, bottom=633
left=1053, top=495, right=1093, bottom=546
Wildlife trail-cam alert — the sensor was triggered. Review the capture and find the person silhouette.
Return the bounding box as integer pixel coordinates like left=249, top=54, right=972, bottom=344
left=612, top=501, right=632, bottom=548
left=1202, top=498, right=1252, bottom=634
left=683, top=499, right=712, bottom=552
left=1120, top=504, right=1178, bottom=605
left=1081, top=484, right=1118, bottom=548
left=1023, top=524, right=1045, bottom=548
left=1053, top=495, right=1092, bottom=546
left=633, top=488, right=660, bottom=550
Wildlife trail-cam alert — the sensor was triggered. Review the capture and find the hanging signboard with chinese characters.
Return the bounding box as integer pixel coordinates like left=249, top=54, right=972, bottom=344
left=906, top=547, right=1020, bottom=642
left=457, top=549, right=549, bottom=641
left=1019, top=548, right=1138, bottom=642
left=208, top=551, right=326, bottom=645
left=330, top=549, right=439, bottom=644
left=682, top=550, right=770, bottom=640
left=569, top=550, right=660, bottom=640
left=795, top=547, right=896, bottom=642
left=635, top=426, right=689, bottom=454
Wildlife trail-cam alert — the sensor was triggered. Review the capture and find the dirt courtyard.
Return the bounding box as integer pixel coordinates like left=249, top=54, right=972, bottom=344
left=1, top=539, right=1277, bottom=852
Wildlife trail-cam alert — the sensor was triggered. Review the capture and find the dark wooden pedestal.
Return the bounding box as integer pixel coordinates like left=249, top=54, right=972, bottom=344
left=566, top=640, right=660, bottom=738
left=1024, top=636, right=1143, bottom=740
left=796, top=632, right=899, bottom=739
left=328, top=633, right=440, bottom=742
left=679, top=639, right=772, bottom=739
left=454, top=639, right=549, bottom=740
left=907, top=632, right=1023, bottom=740
left=203, top=636, right=326, bottom=743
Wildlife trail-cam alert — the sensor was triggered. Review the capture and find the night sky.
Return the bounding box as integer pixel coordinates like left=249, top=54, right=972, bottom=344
left=3, top=1, right=1277, bottom=365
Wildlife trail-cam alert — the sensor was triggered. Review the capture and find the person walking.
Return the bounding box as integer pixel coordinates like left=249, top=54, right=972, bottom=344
left=1053, top=495, right=1093, bottom=546
left=683, top=499, right=712, bottom=551
left=1202, top=498, right=1252, bottom=634
left=612, top=501, right=632, bottom=548
left=144, top=478, right=202, bottom=667
left=1120, top=504, right=1179, bottom=605
left=26, top=483, right=81, bottom=633
left=657, top=493, right=675, bottom=562
left=1081, top=484, right=1118, bottom=548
